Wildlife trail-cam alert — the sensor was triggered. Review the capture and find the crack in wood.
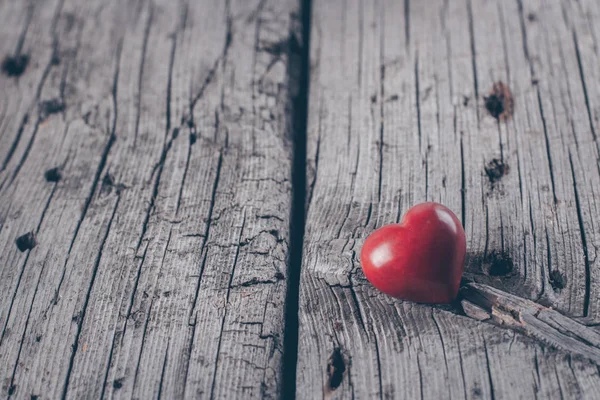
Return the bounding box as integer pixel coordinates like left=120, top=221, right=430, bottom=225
left=461, top=283, right=600, bottom=364
left=61, top=194, right=121, bottom=399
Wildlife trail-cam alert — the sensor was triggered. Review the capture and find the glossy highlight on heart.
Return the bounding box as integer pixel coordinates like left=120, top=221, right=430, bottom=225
left=360, top=202, right=466, bottom=304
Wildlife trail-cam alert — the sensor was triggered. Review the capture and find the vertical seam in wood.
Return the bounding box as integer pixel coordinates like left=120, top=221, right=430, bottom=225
left=282, top=0, right=311, bottom=397
left=536, top=90, right=558, bottom=205
left=431, top=311, right=450, bottom=375
left=188, top=2, right=232, bottom=129
left=306, top=100, right=322, bottom=210
left=553, top=361, right=566, bottom=400
left=0, top=114, right=29, bottom=172
left=186, top=151, right=223, bottom=323
left=373, top=333, right=383, bottom=400
left=483, top=337, right=496, bottom=400
left=123, top=53, right=177, bottom=340
left=377, top=14, right=385, bottom=202
left=61, top=194, right=121, bottom=400
left=460, top=127, right=466, bottom=229
left=14, top=1, right=35, bottom=56
left=4, top=187, right=57, bottom=393
left=4, top=0, right=66, bottom=189
left=416, top=352, right=424, bottom=400
left=533, top=348, right=542, bottom=396
left=569, top=153, right=591, bottom=317
left=157, top=340, right=170, bottom=400
left=466, top=0, right=479, bottom=124
left=208, top=212, right=246, bottom=400
left=99, top=324, right=119, bottom=400
left=50, top=36, right=122, bottom=313
left=497, top=2, right=511, bottom=84
left=572, top=30, right=600, bottom=173
left=132, top=298, right=154, bottom=392
left=0, top=184, right=57, bottom=347
left=133, top=4, right=154, bottom=149
left=515, top=0, right=532, bottom=71
left=456, top=339, right=469, bottom=400
left=415, top=53, right=422, bottom=152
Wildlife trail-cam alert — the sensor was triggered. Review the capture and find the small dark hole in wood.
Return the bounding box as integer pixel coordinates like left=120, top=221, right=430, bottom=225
left=472, top=387, right=482, bottom=397
left=51, top=52, right=61, bottom=65
left=262, top=40, right=286, bottom=56
left=463, top=96, right=470, bottom=106
left=31, top=395, right=38, bottom=400
left=387, top=94, right=399, bottom=102
left=102, top=173, right=115, bottom=188
left=44, top=167, right=62, bottom=182
left=172, top=127, right=179, bottom=139
left=486, top=250, right=514, bottom=277
left=527, top=12, right=537, bottom=22
left=35, top=335, right=42, bottom=342
left=262, top=32, right=301, bottom=56
left=484, top=158, right=509, bottom=186
left=484, top=81, right=513, bottom=121
left=113, top=379, right=123, bottom=389
left=189, top=133, right=197, bottom=145
left=549, top=270, right=566, bottom=290
left=370, top=94, right=377, bottom=103
left=326, top=347, right=346, bottom=392
left=2, top=54, right=29, bottom=77
left=7, top=385, right=16, bottom=396
left=16, top=232, right=36, bottom=252
left=484, top=95, right=504, bottom=118
left=274, top=271, right=285, bottom=280
left=101, top=173, right=126, bottom=194
left=40, top=98, right=65, bottom=120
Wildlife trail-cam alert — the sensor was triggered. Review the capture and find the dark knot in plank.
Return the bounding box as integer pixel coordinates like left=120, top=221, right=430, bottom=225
left=44, top=167, right=62, bottom=183
left=16, top=232, right=37, bottom=252
left=2, top=54, right=29, bottom=77
left=484, top=81, right=513, bottom=121
left=39, top=98, right=65, bottom=121
left=485, top=158, right=509, bottom=186
left=325, top=347, right=346, bottom=393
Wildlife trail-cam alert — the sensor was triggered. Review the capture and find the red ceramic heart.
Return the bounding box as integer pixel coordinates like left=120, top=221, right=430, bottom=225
left=360, top=202, right=466, bottom=303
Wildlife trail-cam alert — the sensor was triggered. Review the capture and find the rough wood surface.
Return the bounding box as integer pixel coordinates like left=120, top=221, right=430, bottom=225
left=3, top=0, right=600, bottom=399
left=462, top=283, right=600, bottom=364
left=297, top=0, right=600, bottom=398
left=0, top=0, right=300, bottom=398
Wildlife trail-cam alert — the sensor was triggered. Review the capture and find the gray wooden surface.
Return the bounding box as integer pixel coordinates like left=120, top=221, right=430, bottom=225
left=0, top=0, right=299, bottom=398
left=1, top=0, right=600, bottom=399
left=297, top=0, right=600, bottom=399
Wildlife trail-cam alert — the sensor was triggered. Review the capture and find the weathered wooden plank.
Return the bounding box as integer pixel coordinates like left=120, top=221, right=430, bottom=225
left=297, top=0, right=600, bottom=398
left=0, top=0, right=299, bottom=399
left=0, top=0, right=62, bottom=181
left=462, top=283, right=600, bottom=363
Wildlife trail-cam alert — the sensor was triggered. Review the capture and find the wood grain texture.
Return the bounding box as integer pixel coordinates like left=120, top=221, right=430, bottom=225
left=3, top=0, right=600, bottom=398
left=0, top=0, right=300, bottom=398
left=297, top=0, right=600, bottom=398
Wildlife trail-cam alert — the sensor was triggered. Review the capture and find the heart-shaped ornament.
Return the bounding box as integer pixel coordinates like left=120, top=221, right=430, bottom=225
left=360, top=202, right=466, bottom=303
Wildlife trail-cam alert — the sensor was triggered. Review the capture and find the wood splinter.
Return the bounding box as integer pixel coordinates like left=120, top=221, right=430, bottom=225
left=461, top=283, right=600, bottom=364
